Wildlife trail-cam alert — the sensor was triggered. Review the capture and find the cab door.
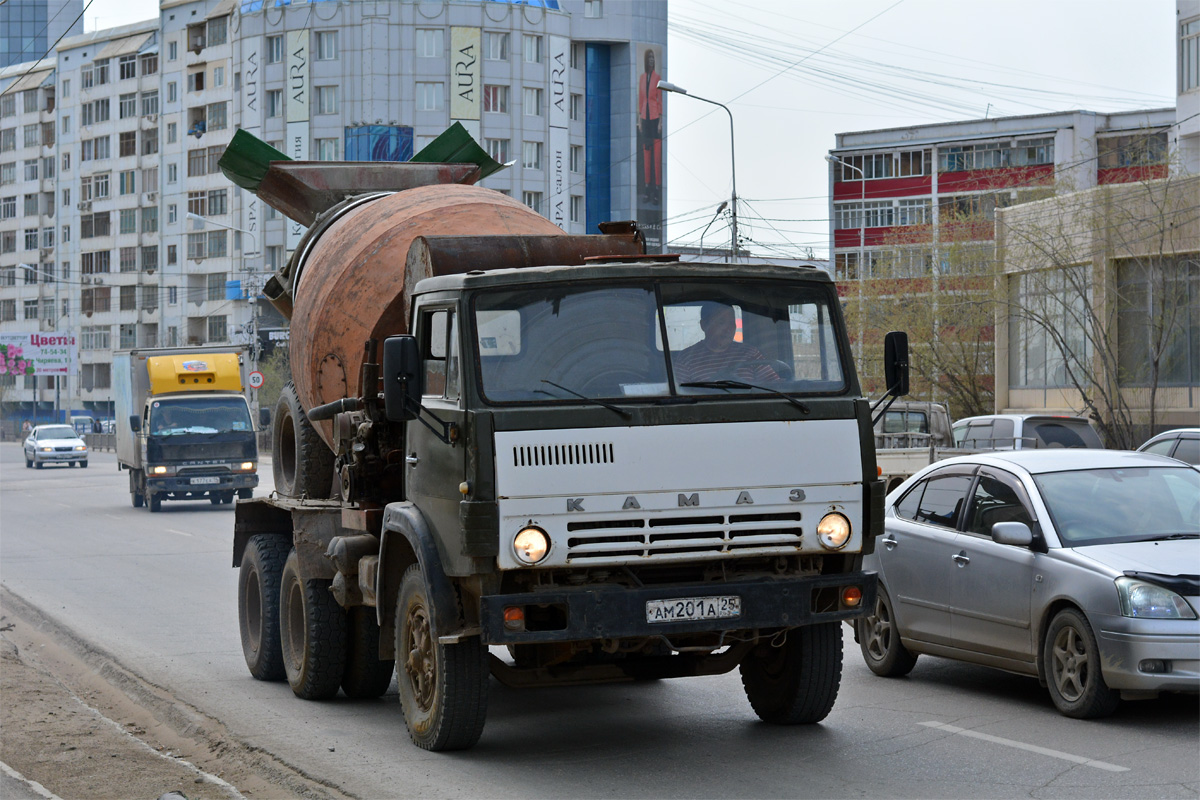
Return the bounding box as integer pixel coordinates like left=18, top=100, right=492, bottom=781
left=404, top=305, right=467, bottom=545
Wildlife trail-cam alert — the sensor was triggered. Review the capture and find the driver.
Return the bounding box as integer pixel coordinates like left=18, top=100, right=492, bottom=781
left=674, top=303, right=781, bottom=383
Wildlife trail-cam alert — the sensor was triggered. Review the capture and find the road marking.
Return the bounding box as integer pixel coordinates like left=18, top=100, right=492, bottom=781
left=0, top=759, right=64, bottom=800
left=919, top=721, right=1129, bottom=772
left=165, top=529, right=193, bottom=537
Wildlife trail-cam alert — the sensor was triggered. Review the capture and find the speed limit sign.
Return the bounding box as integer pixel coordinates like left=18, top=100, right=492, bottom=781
left=248, top=370, right=265, bottom=389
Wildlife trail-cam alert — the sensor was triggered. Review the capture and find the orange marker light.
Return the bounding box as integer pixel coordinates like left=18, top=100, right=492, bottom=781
left=842, top=586, right=863, bottom=607
left=503, top=606, right=525, bottom=631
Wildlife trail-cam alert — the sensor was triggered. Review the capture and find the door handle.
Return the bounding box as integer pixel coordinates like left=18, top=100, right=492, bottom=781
left=881, top=535, right=898, bottom=551
left=406, top=454, right=419, bottom=466
left=952, top=552, right=970, bottom=567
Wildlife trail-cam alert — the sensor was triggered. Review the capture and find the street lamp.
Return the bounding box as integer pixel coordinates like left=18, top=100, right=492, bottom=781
left=657, top=80, right=739, bottom=263
left=826, top=154, right=865, bottom=280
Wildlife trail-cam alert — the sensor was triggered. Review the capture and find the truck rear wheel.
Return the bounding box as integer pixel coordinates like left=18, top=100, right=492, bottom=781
left=238, top=535, right=289, bottom=681
left=740, top=623, right=842, bottom=724
left=341, top=606, right=395, bottom=699
left=279, top=549, right=347, bottom=699
left=273, top=382, right=334, bottom=499
left=395, top=565, right=488, bottom=751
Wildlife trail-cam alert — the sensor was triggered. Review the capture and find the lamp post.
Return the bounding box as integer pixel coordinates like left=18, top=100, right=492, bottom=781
left=826, top=154, right=865, bottom=280
left=657, top=80, right=739, bottom=263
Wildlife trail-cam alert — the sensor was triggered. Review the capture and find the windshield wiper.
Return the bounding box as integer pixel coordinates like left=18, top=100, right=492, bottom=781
left=539, top=380, right=631, bottom=419
left=680, top=380, right=810, bottom=414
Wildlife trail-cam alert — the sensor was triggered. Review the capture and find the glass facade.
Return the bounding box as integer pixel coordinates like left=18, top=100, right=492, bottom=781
left=1, top=1, right=83, bottom=68
left=585, top=43, right=611, bottom=234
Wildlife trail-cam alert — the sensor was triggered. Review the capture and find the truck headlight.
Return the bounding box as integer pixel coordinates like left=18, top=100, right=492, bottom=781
left=513, top=526, right=550, bottom=565
left=817, top=513, right=851, bottom=550
left=238, top=461, right=255, bottom=472
left=1116, top=577, right=1197, bottom=619
left=150, top=465, right=172, bottom=476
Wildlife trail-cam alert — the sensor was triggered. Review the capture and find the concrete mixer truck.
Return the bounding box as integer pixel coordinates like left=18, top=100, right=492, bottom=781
left=225, top=127, right=908, bottom=751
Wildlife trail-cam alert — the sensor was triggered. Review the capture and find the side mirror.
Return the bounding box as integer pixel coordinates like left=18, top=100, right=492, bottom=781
left=884, top=331, right=909, bottom=397
left=259, top=408, right=272, bottom=428
left=382, top=335, right=422, bottom=422
left=992, top=521, right=1034, bottom=547
left=129, top=414, right=142, bottom=433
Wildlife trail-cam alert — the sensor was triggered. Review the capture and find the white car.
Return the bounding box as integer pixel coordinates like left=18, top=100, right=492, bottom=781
left=23, top=424, right=89, bottom=469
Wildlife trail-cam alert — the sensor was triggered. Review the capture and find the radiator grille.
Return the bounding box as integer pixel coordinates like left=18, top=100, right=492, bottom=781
left=564, top=511, right=803, bottom=561
left=513, top=442, right=614, bottom=468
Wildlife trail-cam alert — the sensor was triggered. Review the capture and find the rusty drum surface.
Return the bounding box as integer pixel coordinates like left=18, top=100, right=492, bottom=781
left=290, top=184, right=564, bottom=446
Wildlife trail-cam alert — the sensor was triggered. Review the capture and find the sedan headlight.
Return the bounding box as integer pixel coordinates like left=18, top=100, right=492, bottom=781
left=816, top=513, right=852, bottom=550
left=1116, top=577, right=1197, bottom=619
left=39, top=446, right=53, bottom=452
left=74, top=445, right=87, bottom=451
left=513, top=526, right=550, bottom=565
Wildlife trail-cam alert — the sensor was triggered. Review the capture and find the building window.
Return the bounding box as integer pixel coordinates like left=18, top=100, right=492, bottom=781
left=142, top=127, right=159, bottom=155
left=523, top=34, right=542, bottom=63
left=523, top=87, right=543, bottom=117
left=119, top=131, right=137, bottom=157
left=267, top=35, right=284, bottom=64
left=81, top=250, right=112, bottom=274
left=1097, top=132, right=1168, bottom=169
left=584, top=0, right=602, bottom=18
left=208, top=16, right=228, bottom=46
left=416, top=29, right=443, bottom=58
left=1183, top=18, right=1200, bottom=92
left=214, top=66, right=225, bottom=88
left=119, top=322, right=136, bottom=347
left=484, top=32, right=509, bottom=61
left=570, top=144, right=582, bottom=173
left=208, top=188, right=227, bottom=215
left=1008, top=266, right=1091, bottom=389
left=119, top=93, right=137, bottom=118
left=315, top=30, right=338, bottom=61
left=119, top=170, right=136, bottom=195
left=570, top=195, right=583, bottom=223
left=168, top=81, right=177, bottom=103
left=266, top=90, right=283, bottom=118
left=484, top=138, right=510, bottom=163
left=570, top=93, right=583, bottom=121
left=140, top=52, right=158, bottom=75
left=168, top=40, right=178, bottom=61
left=483, top=85, right=509, bottom=113
left=522, top=191, right=543, bottom=214
left=79, top=134, right=110, bottom=164
left=1117, top=258, right=1199, bottom=386
left=142, top=206, right=158, bottom=233
left=208, top=315, right=228, bottom=342
left=316, top=86, right=338, bottom=115
left=208, top=102, right=227, bottom=130
left=119, top=55, right=137, bottom=80
left=24, top=159, right=37, bottom=181
left=142, top=90, right=159, bottom=116
left=141, top=245, right=158, bottom=271
left=416, top=82, right=444, bottom=111
left=522, top=141, right=543, bottom=170
left=317, top=138, right=339, bottom=160
left=896, top=198, right=930, bottom=226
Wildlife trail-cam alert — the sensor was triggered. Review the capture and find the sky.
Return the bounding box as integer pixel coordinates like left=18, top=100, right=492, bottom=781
left=79, top=0, right=1180, bottom=260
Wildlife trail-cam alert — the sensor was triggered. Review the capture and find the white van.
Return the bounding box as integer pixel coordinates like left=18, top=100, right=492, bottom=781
left=952, top=413, right=1104, bottom=450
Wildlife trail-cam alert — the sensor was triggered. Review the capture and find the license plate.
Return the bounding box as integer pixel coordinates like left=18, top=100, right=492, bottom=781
left=646, top=595, right=741, bottom=624
left=190, top=477, right=220, bottom=485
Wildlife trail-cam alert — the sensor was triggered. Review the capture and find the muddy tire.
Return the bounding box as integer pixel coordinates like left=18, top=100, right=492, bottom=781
left=130, top=470, right=144, bottom=508
left=857, top=587, right=917, bottom=677
left=395, top=566, right=488, bottom=751
left=341, top=607, right=395, bottom=699
left=279, top=549, right=347, bottom=699
left=1045, top=608, right=1119, bottom=719
left=740, top=623, right=842, bottom=724
left=272, top=382, right=334, bottom=499
left=238, top=535, right=290, bottom=681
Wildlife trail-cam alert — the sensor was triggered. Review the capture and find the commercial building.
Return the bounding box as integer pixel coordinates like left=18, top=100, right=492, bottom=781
left=0, top=0, right=668, bottom=426
left=1, top=0, right=83, bottom=69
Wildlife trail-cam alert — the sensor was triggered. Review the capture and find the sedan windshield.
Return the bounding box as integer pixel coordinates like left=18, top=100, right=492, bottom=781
left=36, top=426, right=77, bottom=440
left=1034, top=466, right=1200, bottom=546
left=474, top=280, right=845, bottom=403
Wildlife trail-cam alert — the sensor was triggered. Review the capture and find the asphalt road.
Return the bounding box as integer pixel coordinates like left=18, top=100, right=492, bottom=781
left=1, top=443, right=1197, bottom=799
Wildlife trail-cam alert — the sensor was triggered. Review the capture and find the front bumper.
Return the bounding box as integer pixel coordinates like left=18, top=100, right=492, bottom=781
left=1098, top=628, right=1200, bottom=693
left=148, top=473, right=259, bottom=494
left=34, top=450, right=86, bottom=463
left=480, top=571, right=877, bottom=645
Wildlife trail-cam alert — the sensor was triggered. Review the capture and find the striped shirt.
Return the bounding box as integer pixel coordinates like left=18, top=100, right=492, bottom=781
left=674, top=341, right=780, bottom=383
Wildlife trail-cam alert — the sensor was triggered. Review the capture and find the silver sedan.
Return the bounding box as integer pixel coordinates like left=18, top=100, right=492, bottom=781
left=857, top=449, right=1199, bottom=718
left=23, top=424, right=89, bottom=468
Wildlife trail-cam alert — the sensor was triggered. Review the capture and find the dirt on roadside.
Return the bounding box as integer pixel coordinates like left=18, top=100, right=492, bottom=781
left=0, top=588, right=356, bottom=800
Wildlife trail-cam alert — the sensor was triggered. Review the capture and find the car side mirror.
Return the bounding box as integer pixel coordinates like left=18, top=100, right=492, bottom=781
left=259, top=408, right=271, bottom=428
left=129, top=414, right=141, bottom=433
left=382, top=335, right=422, bottom=422
left=992, top=521, right=1033, bottom=546
left=884, top=331, right=909, bottom=397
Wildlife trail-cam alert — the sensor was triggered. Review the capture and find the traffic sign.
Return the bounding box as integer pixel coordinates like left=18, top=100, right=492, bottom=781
left=248, top=370, right=265, bottom=389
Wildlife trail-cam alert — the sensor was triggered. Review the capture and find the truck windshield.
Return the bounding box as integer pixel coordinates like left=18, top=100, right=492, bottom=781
left=474, top=280, right=845, bottom=403
left=151, top=398, right=253, bottom=435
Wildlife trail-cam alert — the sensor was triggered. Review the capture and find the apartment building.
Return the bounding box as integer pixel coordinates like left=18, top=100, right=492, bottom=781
left=0, top=0, right=667, bottom=425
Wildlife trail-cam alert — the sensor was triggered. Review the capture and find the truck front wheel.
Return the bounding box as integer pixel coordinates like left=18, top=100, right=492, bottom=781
left=740, top=623, right=842, bottom=724
left=130, top=470, right=144, bottom=508
left=273, top=382, right=335, bottom=499
left=279, top=549, right=347, bottom=699
left=238, top=535, right=289, bottom=681
left=395, top=566, right=488, bottom=751
left=341, top=606, right=395, bottom=699
left=148, top=492, right=161, bottom=512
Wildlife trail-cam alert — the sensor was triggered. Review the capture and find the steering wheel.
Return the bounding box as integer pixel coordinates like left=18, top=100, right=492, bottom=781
left=743, top=359, right=794, bottom=381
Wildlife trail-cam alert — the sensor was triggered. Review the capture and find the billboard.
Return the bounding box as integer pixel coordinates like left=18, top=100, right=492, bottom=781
left=636, top=43, right=664, bottom=252
left=0, top=332, right=78, bottom=377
